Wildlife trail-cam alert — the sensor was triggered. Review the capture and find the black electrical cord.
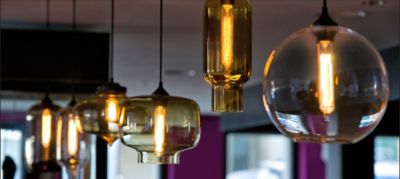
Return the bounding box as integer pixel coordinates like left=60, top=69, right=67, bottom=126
left=159, top=0, right=164, bottom=86
left=71, top=0, right=77, bottom=96
left=109, top=0, right=115, bottom=82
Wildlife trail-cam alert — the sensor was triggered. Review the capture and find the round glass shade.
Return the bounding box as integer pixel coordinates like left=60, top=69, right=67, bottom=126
left=262, top=26, right=389, bottom=143
left=74, top=91, right=126, bottom=145
left=57, top=102, right=90, bottom=179
left=119, top=95, right=201, bottom=164
left=25, top=95, right=62, bottom=176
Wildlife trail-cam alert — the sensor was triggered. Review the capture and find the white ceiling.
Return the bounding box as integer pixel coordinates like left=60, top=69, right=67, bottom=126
left=1, top=0, right=399, bottom=114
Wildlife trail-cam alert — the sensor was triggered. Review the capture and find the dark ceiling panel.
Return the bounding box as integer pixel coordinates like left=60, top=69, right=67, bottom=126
left=1, top=29, right=109, bottom=94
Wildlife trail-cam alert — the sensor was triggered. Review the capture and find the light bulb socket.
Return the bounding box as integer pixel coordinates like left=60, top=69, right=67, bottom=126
left=212, top=84, right=243, bottom=112
left=314, top=29, right=337, bottom=42
left=138, top=152, right=179, bottom=164
left=221, top=0, right=234, bottom=5
left=96, top=81, right=127, bottom=94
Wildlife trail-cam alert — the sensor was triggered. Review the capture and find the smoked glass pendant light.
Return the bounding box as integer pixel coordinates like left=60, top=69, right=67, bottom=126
left=74, top=0, right=127, bottom=145
left=204, top=0, right=252, bottom=112
left=57, top=98, right=89, bottom=179
left=25, top=1, right=62, bottom=178
left=118, top=0, right=201, bottom=164
left=56, top=1, right=89, bottom=178
left=26, top=94, right=62, bottom=177
left=262, top=0, right=389, bottom=143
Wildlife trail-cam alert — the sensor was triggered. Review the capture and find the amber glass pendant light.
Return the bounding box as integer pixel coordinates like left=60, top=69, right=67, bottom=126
left=262, top=0, right=389, bottom=143
left=74, top=0, right=127, bottom=145
left=118, top=0, right=201, bottom=164
left=56, top=1, right=90, bottom=178
left=204, top=0, right=252, bottom=112
left=26, top=94, right=62, bottom=178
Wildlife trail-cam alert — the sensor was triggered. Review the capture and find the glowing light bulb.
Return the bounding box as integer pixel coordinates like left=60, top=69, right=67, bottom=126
left=317, top=40, right=335, bottom=115
left=105, top=97, right=119, bottom=123
left=221, top=4, right=234, bottom=71
left=68, top=115, right=79, bottom=156
left=154, top=105, right=166, bottom=155
left=42, top=109, right=52, bottom=148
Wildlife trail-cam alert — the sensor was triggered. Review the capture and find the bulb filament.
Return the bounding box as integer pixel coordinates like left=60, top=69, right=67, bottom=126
left=221, top=4, right=234, bottom=71
left=317, top=40, right=335, bottom=115
left=154, top=105, right=166, bottom=155
left=42, top=109, right=52, bottom=148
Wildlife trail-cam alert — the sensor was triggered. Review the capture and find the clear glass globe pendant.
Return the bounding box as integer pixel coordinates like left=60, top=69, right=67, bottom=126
left=262, top=2, right=389, bottom=143
left=57, top=97, right=90, bottom=179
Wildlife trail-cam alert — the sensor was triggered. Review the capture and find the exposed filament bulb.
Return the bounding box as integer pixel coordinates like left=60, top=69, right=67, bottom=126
left=317, top=40, right=335, bottom=115
left=154, top=104, right=166, bottom=155
left=221, top=3, right=234, bottom=71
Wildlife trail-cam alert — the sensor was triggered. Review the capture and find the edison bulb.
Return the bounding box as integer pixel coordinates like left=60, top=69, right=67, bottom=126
left=262, top=26, right=389, bottom=143
left=317, top=40, right=335, bottom=115
left=154, top=104, right=166, bottom=155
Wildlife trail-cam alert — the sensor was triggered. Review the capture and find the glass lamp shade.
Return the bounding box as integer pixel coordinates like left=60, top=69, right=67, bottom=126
left=119, top=95, right=201, bottom=164
left=56, top=100, right=90, bottom=179
left=25, top=95, right=62, bottom=177
left=262, top=25, right=389, bottom=143
left=204, top=0, right=252, bottom=112
left=74, top=83, right=126, bottom=145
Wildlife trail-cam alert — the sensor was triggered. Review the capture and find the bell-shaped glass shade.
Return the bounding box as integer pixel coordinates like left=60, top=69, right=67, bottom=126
left=204, top=0, right=252, bottom=112
left=74, top=91, right=126, bottom=145
left=25, top=95, right=62, bottom=177
left=263, top=26, right=389, bottom=143
left=57, top=102, right=90, bottom=179
left=119, top=95, right=201, bottom=164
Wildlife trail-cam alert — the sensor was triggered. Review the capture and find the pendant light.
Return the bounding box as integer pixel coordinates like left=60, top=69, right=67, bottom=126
left=204, top=0, right=252, bottom=112
left=26, top=94, right=62, bottom=177
left=56, top=1, right=89, bottom=178
left=118, top=0, right=201, bottom=164
left=262, top=0, right=389, bottom=143
left=74, top=0, right=127, bottom=145
left=25, top=0, right=62, bottom=177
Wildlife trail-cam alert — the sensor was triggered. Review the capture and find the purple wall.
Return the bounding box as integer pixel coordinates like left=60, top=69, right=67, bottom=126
left=167, top=115, right=223, bottom=179
left=298, top=143, right=325, bottom=179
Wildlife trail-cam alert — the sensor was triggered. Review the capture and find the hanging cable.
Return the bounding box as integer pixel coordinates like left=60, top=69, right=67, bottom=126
left=159, top=0, right=163, bottom=86
left=109, top=0, right=115, bottom=82
left=71, top=0, right=77, bottom=95
left=46, top=0, right=50, bottom=31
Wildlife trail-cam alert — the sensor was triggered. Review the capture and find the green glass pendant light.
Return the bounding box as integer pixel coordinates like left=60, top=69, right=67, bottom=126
left=118, top=0, right=201, bottom=164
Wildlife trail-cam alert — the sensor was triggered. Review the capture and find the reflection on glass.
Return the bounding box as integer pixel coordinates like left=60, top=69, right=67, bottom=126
left=374, top=136, right=399, bottom=179
left=226, top=134, right=292, bottom=179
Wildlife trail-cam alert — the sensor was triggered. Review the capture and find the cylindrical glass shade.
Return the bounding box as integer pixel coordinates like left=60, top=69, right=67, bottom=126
left=119, top=95, right=201, bottom=164
left=57, top=101, right=90, bottom=179
left=204, top=0, right=252, bottom=112
left=25, top=95, right=62, bottom=178
left=262, top=26, right=389, bottom=143
left=74, top=91, right=126, bottom=145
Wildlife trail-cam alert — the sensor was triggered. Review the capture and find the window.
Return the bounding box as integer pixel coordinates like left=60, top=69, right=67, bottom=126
left=226, top=134, right=293, bottom=179
left=374, top=136, right=399, bottom=179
